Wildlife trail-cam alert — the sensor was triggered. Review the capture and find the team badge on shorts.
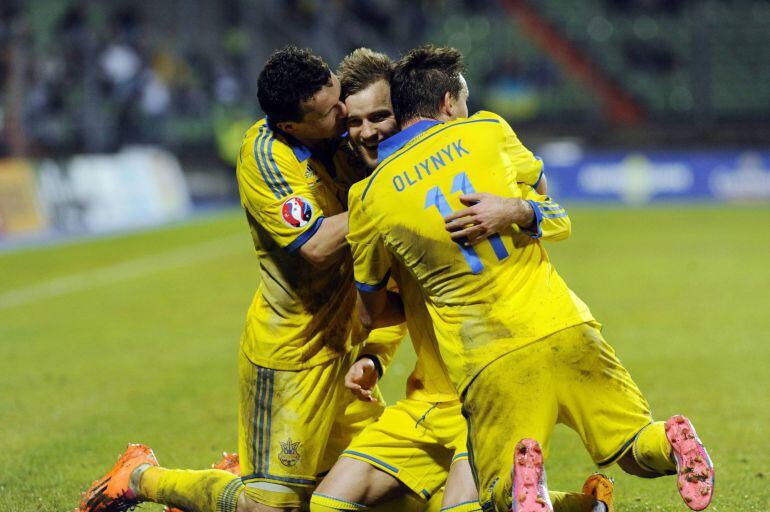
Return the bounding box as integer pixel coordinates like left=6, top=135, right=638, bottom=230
left=281, top=197, right=313, bottom=228
left=278, top=438, right=301, bottom=467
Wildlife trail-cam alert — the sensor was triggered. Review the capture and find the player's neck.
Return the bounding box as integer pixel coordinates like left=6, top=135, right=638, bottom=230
left=292, top=135, right=329, bottom=152
left=399, top=116, right=440, bottom=130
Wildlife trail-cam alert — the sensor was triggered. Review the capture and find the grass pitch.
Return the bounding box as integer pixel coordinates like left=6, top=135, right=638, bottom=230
left=0, top=206, right=768, bottom=511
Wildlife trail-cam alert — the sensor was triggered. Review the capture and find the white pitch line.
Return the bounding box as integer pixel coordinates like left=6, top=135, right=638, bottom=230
left=0, top=234, right=247, bottom=311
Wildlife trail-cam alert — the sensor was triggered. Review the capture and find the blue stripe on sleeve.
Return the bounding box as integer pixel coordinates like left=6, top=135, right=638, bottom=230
left=253, top=131, right=281, bottom=199
left=285, top=216, right=325, bottom=253
left=533, top=167, right=544, bottom=189
left=266, top=136, right=293, bottom=196
left=354, top=270, right=391, bottom=293
left=526, top=199, right=544, bottom=239
left=259, top=132, right=287, bottom=198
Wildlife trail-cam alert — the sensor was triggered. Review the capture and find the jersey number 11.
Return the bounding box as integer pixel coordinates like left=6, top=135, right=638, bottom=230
left=424, top=171, right=509, bottom=274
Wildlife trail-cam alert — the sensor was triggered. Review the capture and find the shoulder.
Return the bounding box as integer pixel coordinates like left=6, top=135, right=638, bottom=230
left=238, top=119, right=304, bottom=200
left=348, top=179, right=367, bottom=206
left=443, top=111, right=512, bottom=137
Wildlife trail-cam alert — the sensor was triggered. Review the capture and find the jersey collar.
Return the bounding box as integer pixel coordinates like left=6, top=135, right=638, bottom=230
left=377, top=119, right=442, bottom=162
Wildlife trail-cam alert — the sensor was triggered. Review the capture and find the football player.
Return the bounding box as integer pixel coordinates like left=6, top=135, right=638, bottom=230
left=347, top=45, right=714, bottom=512
left=312, top=48, right=614, bottom=512
left=78, top=46, right=405, bottom=512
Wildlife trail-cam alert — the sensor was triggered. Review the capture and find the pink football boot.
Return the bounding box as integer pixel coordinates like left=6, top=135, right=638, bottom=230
left=665, top=415, right=714, bottom=510
left=511, top=438, right=553, bottom=512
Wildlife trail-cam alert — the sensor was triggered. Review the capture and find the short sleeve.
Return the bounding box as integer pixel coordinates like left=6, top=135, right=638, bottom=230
left=347, top=182, right=392, bottom=292
left=237, top=130, right=325, bottom=253
left=491, top=112, right=544, bottom=187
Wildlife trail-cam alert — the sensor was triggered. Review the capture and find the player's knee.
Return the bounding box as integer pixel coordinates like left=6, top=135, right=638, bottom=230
left=616, top=451, right=663, bottom=478
left=237, top=486, right=302, bottom=512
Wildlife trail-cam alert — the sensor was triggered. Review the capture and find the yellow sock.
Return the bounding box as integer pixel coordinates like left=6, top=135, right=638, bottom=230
left=632, top=422, right=676, bottom=475
left=139, top=467, right=243, bottom=512
left=310, top=493, right=368, bottom=511
left=550, top=491, right=602, bottom=512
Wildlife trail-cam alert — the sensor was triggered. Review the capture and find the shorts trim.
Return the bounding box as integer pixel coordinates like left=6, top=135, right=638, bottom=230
left=241, top=472, right=316, bottom=486
left=596, top=422, right=652, bottom=467
left=341, top=450, right=399, bottom=474
left=441, top=500, right=481, bottom=511
left=313, top=493, right=368, bottom=509
left=421, top=489, right=431, bottom=499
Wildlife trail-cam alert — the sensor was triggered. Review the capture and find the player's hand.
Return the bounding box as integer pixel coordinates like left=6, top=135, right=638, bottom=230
left=444, top=193, right=534, bottom=245
left=345, top=358, right=379, bottom=402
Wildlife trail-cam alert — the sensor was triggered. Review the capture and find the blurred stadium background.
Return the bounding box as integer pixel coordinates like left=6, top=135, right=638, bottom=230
left=1, top=1, right=769, bottom=511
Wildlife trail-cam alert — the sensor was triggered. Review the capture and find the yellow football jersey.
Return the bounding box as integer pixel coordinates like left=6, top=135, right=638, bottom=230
left=347, top=111, right=595, bottom=392
left=390, top=182, right=573, bottom=402
left=237, top=118, right=377, bottom=370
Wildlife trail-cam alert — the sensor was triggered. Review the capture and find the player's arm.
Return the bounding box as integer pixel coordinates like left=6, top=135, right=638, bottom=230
left=238, top=139, right=347, bottom=268
left=357, top=289, right=405, bottom=330
left=298, top=211, right=349, bottom=269
left=444, top=185, right=570, bottom=244
left=444, top=189, right=535, bottom=245
left=346, top=317, right=407, bottom=402
left=518, top=187, right=571, bottom=241
left=347, top=182, right=405, bottom=330
left=482, top=110, right=546, bottom=191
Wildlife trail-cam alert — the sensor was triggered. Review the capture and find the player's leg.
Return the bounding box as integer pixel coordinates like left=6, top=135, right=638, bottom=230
left=311, top=457, right=409, bottom=511
left=77, top=443, right=245, bottom=512
left=554, top=322, right=714, bottom=510
left=440, top=459, right=481, bottom=512
left=436, top=402, right=480, bottom=512
left=163, top=454, right=241, bottom=512
left=462, top=341, right=559, bottom=512
left=313, top=398, right=456, bottom=511
left=462, top=341, right=610, bottom=512
left=238, top=350, right=355, bottom=511
left=548, top=473, right=614, bottom=512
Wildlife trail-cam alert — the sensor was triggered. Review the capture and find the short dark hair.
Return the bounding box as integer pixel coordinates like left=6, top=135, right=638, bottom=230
left=390, top=45, right=465, bottom=124
left=338, top=48, right=394, bottom=100
left=257, top=46, right=332, bottom=123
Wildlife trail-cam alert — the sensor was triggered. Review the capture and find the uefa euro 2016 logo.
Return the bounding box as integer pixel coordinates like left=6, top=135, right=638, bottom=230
left=278, top=438, right=301, bottom=467
left=281, top=197, right=313, bottom=228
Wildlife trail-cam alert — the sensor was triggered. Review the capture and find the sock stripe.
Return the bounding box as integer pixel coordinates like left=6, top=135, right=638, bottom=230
left=216, top=478, right=243, bottom=512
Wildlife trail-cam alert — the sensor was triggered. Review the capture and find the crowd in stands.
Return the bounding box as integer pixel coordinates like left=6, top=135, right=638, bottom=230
left=1, top=0, right=767, bottom=157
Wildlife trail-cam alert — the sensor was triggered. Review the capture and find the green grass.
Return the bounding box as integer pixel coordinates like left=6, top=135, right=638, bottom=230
left=1, top=206, right=768, bottom=511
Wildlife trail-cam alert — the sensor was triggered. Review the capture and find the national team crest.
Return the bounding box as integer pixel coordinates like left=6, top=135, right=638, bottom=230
left=278, top=438, right=301, bottom=467
left=281, top=196, right=313, bottom=228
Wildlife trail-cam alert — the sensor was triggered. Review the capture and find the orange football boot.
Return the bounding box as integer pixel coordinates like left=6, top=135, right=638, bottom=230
left=581, top=473, right=614, bottom=512
left=78, top=443, right=158, bottom=512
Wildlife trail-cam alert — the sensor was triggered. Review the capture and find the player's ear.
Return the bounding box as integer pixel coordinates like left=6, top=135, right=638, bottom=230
left=439, top=91, right=454, bottom=119
left=277, top=121, right=296, bottom=134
